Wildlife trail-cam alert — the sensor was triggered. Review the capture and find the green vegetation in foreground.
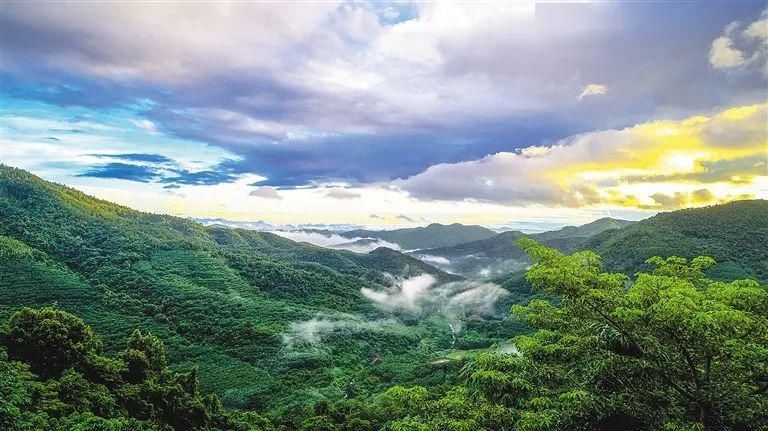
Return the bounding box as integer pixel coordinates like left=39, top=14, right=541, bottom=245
left=2, top=241, right=765, bottom=430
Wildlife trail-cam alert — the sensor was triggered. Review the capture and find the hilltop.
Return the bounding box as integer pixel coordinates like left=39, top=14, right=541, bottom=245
left=588, top=200, right=768, bottom=282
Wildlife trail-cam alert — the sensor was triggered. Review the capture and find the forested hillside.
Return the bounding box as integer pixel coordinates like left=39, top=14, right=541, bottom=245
left=531, top=217, right=635, bottom=241
left=3, top=246, right=765, bottom=430
left=0, top=166, right=500, bottom=424
left=588, top=200, right=768, bottom=282
left=415, top=202, right=767, bottom=282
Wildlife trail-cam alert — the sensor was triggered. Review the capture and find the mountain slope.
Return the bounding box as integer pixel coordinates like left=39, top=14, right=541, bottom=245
left=418, top=231, right=527, bottom=259
left=341, top=223, right=497, bottom=250
left=587, top=200, right=768, bottom=282
left=0, top=165, right=466, bottom=411
left=418, top=217, right=634, bottom=260
left=411, top=217, right=635, bottom=277
left=415, top=204, right=766, bottom=282
left=532, top=217, right=635, bottom=241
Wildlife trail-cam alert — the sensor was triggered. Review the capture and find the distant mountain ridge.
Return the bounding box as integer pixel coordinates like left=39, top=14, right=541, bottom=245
left=588, top=200, right=768, bottom=282
left=533, top=217, right=636, bottom=241
left=414, top=201, right=767, bottom=282
left=339, top=222, right=498, bottom=250
left=411, top=217, right=635, bottom=277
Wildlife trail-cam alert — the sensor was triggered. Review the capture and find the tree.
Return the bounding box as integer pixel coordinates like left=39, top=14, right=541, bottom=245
left=0, top=307, right=276, bottom=430
left=469, top=239, right=768, bottom=430
left=3, top=307, right=102, bottom=379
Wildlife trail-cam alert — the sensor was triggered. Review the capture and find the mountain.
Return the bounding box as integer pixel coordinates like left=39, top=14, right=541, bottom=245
left=412, top=218, right=634, bottom=277
left=417, top=231, right=526, bottom=259
left=532, top=217, right=636, bottom=241
left=0, top=166, right=478, bottom=412
left=340, top=223, right=497, bottom=250
left=587, top=200, right=768, bottom=282
left=417, top=201, right=767, bottom=282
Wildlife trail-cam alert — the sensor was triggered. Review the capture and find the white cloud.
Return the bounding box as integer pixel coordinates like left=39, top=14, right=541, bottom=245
left=399, top=104, right=768, bottom=208
left=744, top=16, right=768, bottom=41
left=249, top=186, right=283, bottom=200
left=361, top=274, right=509, bottom=331
left=710, top=12, right=768, bottom=72
left=271, top=230, right=401, bottom=253
left=414, top=254, right=450, bottom=265
left=578, top=83, right=607, bottom=100
left=325, top=188, right=361, bottom=200
left=709, top=36, right=747, bottom=69
left=129, top=119, right=158, bottom=134
left=282, top=317, right=402, bottom=348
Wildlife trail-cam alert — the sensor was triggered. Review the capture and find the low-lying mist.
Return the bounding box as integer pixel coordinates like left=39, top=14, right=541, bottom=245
left=271, top=230, right=401, bottom=253
left=282, top=317, right=402, bottom=348
left=361, top=274, right=509, bottom=334
left=410, top=254, right=529, bottom=278
left=282, top=273, right=510, bottom=350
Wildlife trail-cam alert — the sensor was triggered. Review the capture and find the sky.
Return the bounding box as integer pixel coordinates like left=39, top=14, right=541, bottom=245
left=1, top=1, right=766, bottom=229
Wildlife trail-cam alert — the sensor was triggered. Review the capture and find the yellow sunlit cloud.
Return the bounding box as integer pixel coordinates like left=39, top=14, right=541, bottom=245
left=401, top=103, right=767, bottom=212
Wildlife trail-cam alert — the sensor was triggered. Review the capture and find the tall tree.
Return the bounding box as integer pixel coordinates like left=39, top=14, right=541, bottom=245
left=469, top=239, right=768, bottom=430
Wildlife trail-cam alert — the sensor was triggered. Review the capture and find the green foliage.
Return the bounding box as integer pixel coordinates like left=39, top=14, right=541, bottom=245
left=0, top=165, right=476, bottom=414
left=0, top=307, right=273, bottom=430
left=464, top=239, right=768, bottom=430
left=3, top=307, right=102, bottom=379
left=587, top=200, right=768, bottom=282
left=3, top=165, right=766, bottom=430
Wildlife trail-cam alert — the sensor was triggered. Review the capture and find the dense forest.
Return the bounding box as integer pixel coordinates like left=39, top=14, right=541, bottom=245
left=1, top=165, right=767, bottom=430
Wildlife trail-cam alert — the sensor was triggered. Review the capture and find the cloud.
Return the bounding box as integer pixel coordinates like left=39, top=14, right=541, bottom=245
left=130, top=119, right=158, bottom=134
left=78, top=163, right=160, bottom=182
left=578, top=84, right=607, bottom=100
left=362, top=274, right=436, bottom=313
left=160, top=169, right=238, bottom=186
left=361, top=274, right=509, bottom=332
left=325, top=188, right=361, bottom=200
left=270, top=230, right=400, bottom=253
left=710, top=11, right=767, bottom=73
left=89, top=153, right=174, bottom=164
left=710, top=36, right=747, bottom=69
left=282, top=317, right=402, bottom=348
left=249, top=186, right=283, bottom=200
left=399, top=103, right=768, bottom=209
left=79, top=157, right=238, bottom=187
left=2, top=3, right=766, bottom=188
left=413, top=254, right=450, bottom=265
left=649, top=189, right=714, bottom=209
